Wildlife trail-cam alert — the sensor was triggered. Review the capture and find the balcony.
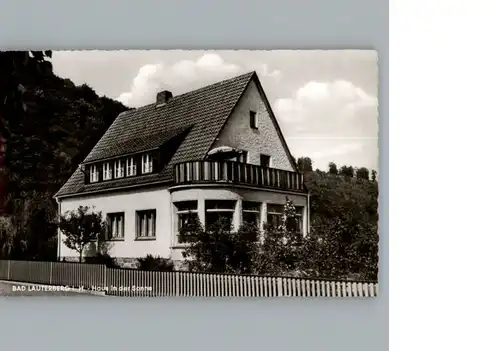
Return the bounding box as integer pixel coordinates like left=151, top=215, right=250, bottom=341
left=173, top=160, right=305, bottom=192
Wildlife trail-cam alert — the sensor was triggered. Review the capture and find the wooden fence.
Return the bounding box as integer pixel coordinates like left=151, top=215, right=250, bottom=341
left=0, top=260, right=378, bottom=298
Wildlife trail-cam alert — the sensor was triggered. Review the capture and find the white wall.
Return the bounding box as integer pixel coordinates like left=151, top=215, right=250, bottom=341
left=58, top=186, right=173, bottom=260
left=58, top=184, right=308, bottom=264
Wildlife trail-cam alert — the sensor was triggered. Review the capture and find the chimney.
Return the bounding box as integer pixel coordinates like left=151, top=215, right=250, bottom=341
left=156, top=90, right=173, bottom=106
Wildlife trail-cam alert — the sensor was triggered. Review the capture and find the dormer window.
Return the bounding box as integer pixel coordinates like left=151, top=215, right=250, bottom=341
left=126, top=157, right=136, bottom=177
left=90, top=165, right=99, bottom=183
left=115, top=160, right=124, bottom=178
left=142, top=154, right=153, bottom=174
left=250, top=110, right=258, bottom=129
left=103, top=162, right=112, bottom=180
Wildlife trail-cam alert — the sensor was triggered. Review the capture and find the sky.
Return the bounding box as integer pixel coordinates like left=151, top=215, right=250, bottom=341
left=51, top=50, right=378, bottom=172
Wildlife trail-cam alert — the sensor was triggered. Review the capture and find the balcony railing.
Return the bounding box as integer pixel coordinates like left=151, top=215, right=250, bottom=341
left=173, top=160, right=305, bottom=192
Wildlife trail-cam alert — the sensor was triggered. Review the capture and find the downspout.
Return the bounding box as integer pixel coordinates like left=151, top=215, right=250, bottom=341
left=56, top=198, right=61, bottom=261
left=307, top=191, right=311, bottom=235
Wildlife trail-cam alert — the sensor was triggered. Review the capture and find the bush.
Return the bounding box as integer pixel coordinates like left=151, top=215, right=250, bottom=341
left=137, top=254, right=174, bottom=272
left=85, top=252, right=119, bottom=268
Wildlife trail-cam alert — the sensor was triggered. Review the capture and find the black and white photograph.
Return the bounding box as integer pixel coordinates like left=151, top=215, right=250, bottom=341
left=0, top=50, right=379, bottom=297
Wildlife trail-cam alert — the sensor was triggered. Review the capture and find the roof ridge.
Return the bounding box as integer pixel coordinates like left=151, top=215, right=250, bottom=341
left=173, top=70, right=255, bottom=99
left=121, top=71, right=256, bottom=113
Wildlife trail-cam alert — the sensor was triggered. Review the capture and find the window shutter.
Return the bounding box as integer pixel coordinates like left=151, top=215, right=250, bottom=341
left=84, top=168, right=90, bottom=184
left=98, top=163, right=103, bottom=181
left=152, top=151, right=160, bottom=173
left=135, top=155, right=142, bottom=176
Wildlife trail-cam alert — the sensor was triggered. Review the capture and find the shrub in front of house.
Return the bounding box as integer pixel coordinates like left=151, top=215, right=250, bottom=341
left=137, top=254, right=174, bottom=272
left=85, top=252, right=120, bottom=268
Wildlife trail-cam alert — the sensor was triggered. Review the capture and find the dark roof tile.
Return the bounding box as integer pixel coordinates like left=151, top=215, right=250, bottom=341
left=56, top=71, right=255, bottom=198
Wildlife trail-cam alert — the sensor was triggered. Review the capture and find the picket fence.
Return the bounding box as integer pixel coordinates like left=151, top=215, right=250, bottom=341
left=0, top=260, right=378, bottom=298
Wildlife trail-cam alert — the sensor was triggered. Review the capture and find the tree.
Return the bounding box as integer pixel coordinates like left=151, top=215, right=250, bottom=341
left=253, top=198, right=304, bottom=276
left=1, top=51, right=53, bottom=214
left=296, top=157, right=313, bottom=172
left=355, top=167, right=370, bottom=180
left=58, top=205, right=105, bottom=263
left=328, top=162, right=338, bottom=175
left=182, top=215, right=258, bottom=274
left=300, top=167, right=378, bottom=280
left=339, top=165, right=354, bottom=178
left=0, top=50, right=128, bottom=262
left=299, top=215, right=378, bottom=280
left=371, top=170, right=377, bottom=181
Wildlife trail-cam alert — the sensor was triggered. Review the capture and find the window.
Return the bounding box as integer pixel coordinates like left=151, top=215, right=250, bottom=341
left=242, top=201, right=261, bottom=228
left=175, top=201, right=198, bottom=243
left=107, top=212, right=125, bottom=239
left=205, top=200, right=235, bottom=231
left=250, top=110, right=258, bottom=129
left=286, top=206, right=303, bottom=232
left=136, top=210, right=156, bottom=238
left=126, top=157, right=136, bottom=177
left=142, top=153, right=153, bottom=174
left=114, top=160, right=124, bottom=178
left=103, top=162, right=112, bottom=180
left=90, top=165, right=99, bottom=183
left=238, top=151, right=248, bottom=163
left=260, top=154, right=271, bottom=168
left=266, top=204, right=284, bottom=229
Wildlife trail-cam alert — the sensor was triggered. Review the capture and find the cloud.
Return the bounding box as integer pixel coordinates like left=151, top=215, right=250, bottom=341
left=117, top=54, right=240, bottom=107
left=274, top=79, right=378, bottom=170
left=117, top=53, right=282, bottom=107
left=257, top=63, right=282, bottom=79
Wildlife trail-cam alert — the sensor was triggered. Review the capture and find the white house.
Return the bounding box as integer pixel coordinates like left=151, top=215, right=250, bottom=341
left=55, top=71, right=310, bottom=268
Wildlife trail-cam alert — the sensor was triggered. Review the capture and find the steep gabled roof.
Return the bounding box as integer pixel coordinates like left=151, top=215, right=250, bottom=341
left=55, top=71, right=255, bottom=198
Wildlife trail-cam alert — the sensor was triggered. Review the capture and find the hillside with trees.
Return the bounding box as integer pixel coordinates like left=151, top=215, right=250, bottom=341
left=0, top=51, right=129, bottom=260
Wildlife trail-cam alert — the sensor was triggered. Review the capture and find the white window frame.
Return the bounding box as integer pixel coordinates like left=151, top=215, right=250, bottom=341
left=175, top=201, right=198, bottom=244
left=103, top=162, right=112, bottom=180
left=114, top=160, right=124, bottom=178
left=136, top=210, right=156, bottom=238
left=242, top=201, right=261, bottom=227
left=266, top=204, right=284, bottom=228
left=205, top=200, right=236, bottom=230
left=250, top=110, right=258, bottom=129
left=142, top=153, right=153, bottom=174
left=107, top=212, right=125, bottom=239
left=126, top=157, right=136, bottom=177
left=90, top=164, right=99, bottom=183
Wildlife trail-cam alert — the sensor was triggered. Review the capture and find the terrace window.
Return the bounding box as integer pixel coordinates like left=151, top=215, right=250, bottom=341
left=238, top=151, right=248, bottom=163
left=103, top=162, right=112, bottom=180
left=205, top=200, right=235, bottom=231
left=114, top=159, right=124, bottom=178
left=136, top=209, right=156, bottom=238
left=126, top=157, right=136, bottom=177
left=107, top=212, right=125, bottom=240
left=260, top=154, right=271, bottom=168
left=90, top=165, right=99, bottom=183
left=242, top=201, right=261, bottom=228
left=142, top=153, right=153, bottom=174
left=175, top=201, right=198, bottom=243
